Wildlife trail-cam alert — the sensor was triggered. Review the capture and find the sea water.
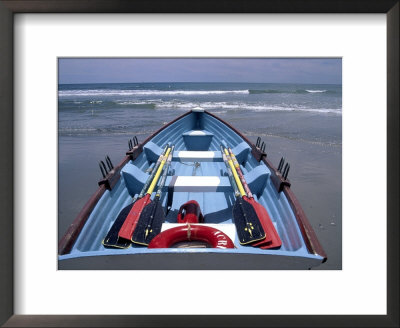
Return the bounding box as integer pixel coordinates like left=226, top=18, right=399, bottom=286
left=58, top=82, right=342, bottom=269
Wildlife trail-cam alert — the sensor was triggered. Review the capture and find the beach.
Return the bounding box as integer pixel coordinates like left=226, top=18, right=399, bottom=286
left=58, top=82, right=342, bottom=269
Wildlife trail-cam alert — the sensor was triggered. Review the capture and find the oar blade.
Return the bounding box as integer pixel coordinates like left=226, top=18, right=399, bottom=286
left=248, top=198, right=282, bottom=249
left=102, top=203, right=133, bottom=249
left=118, top=194, right=151, bottom=240
left=233, top=197, right=266, bottom=245
left=131, top=200, right=165, bottom=246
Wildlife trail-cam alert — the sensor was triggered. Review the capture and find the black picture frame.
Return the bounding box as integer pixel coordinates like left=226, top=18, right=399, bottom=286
left=1, top=1, right=398, bottom=327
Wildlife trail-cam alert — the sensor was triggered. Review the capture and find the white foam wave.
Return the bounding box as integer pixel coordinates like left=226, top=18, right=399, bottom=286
left=60, top=92, right=341, bottom=115
left=153, top=101, right=341, bottom=114
left=305, top=89, right=327, bottom=93
left=115, top=101, right=150, bottom=105
left=59, top=89, right=249, bottom=97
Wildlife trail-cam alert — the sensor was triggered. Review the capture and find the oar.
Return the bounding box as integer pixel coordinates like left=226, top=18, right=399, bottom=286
left=220, top=145, right=266, bottom=245
left=227, top=147, right=272, bottom=245
left=228, top=147, right=282, bottom=249
left=118, top=146, right=172, bottom=241
left=102, top=144, right=170, bottom=248
left=131, top=145, right=175, bottom=246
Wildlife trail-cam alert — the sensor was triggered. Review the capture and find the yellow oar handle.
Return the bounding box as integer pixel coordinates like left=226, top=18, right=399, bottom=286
left=146, top=147, right=171, bottom=195
left=224, top=148, right=246, bottom=197
left=230, top=150, right=240, bottom=168
left=229, top=148, right=253, bottom=198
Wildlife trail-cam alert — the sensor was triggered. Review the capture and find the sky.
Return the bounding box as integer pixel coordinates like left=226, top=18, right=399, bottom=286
left=58, top=58, right=342, bottom=84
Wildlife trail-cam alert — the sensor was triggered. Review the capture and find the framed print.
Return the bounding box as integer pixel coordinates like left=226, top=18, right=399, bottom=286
left=1, top=0, right=398, bottom=327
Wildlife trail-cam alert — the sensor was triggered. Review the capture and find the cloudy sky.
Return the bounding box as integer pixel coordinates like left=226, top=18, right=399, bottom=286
left=58, top=58, right=341, bottom=84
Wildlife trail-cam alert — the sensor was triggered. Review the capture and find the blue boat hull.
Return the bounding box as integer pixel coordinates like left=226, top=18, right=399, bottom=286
left=59, top=109, right=327, bottom=269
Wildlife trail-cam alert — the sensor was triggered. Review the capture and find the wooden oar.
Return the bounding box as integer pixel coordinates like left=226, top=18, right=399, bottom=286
left=227, top=147, right=272, bottom=246
left=131, top=145, right=175, bottom=246
left=228, top=147, right=282, bottom=249
left=102, top=145, right=169, bottom=248
left=118, top=146, right=172, bottom=241
left=220, top=145, right=266, bottom=245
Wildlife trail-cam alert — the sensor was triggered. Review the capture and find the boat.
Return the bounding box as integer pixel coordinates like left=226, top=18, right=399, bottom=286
left=58, top=107, right=327, bottom=269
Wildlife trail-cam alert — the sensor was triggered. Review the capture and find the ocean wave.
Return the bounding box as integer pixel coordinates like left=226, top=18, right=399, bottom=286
left=58, top=89, right=249, bottom=97
left=305, top=89, right=327, bottom=93
left=234, top=105, right=341, bottom=114
left=59, top=126, right=131, bottom=136
left=115, top=101, right=156, bottom=109
left=59, top=88, right=338, bottom=98
left=59, top=98, right=341, bottom=115
left=249, top=89, right=333, bottom=95
left=58, top=126, right=157, bottom=137
left=152, top=101, right=341, bottom=114
left=248, top=89, right=283, bottom=94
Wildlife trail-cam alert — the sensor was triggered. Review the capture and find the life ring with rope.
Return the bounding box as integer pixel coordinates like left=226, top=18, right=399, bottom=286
left=148, top=223, right=235, bottom=249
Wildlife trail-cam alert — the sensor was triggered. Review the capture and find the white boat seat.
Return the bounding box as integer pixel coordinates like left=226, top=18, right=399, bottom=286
left=164, top=176, right=231, bottom=192
left=173, top=151, right=222, bottom=162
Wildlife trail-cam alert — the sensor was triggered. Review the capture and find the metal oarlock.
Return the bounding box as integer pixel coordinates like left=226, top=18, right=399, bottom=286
left=256, top=137, right=261, bottom=148
left=105, top=159, right=112, bottom=171
left=128, top=136, right=139, bottom=151
left=283, top=164, right=290, bottom=180
left=278, top=158, right=290, bottom=180
left=100, top=160, right=108, bottom=175
left=105, top=155, right=114, bottom=171
left=278, top=157, right=285, bottom=172
left=98, top=155, right=122, bottom=191
left=271, top=156, right=291, bottom=193
left=99, top=162, right=106, bottom=179
left=282, top=163, right=288, bottom=177
left=107, top=155, right=114, bottom=169
left=126, top=136, right=143, bottom=160
left=252, top=136, right=267, bottom=162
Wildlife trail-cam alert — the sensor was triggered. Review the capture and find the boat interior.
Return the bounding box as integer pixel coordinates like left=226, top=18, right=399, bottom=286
left=60, top=110, right=324, bottom=265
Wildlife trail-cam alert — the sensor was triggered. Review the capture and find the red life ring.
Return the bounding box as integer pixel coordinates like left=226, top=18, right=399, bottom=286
left=148, top=224, right=235, bottom=249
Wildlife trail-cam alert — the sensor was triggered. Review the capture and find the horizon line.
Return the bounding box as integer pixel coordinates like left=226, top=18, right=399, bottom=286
left=58, top=81, right=343, bottom=85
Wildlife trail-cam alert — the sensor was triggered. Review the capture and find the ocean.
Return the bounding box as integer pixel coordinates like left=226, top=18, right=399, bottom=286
left=58, top=82, right=342, bottom=269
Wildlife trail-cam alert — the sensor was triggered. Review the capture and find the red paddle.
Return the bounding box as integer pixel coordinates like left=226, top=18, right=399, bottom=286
left=245, top=197, right=281, bottom=249
left=117, top=194, right=152, bottom=240
left=228, top=148, right=281, bottom=249
left=118, top=146, right=171, bottom=240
